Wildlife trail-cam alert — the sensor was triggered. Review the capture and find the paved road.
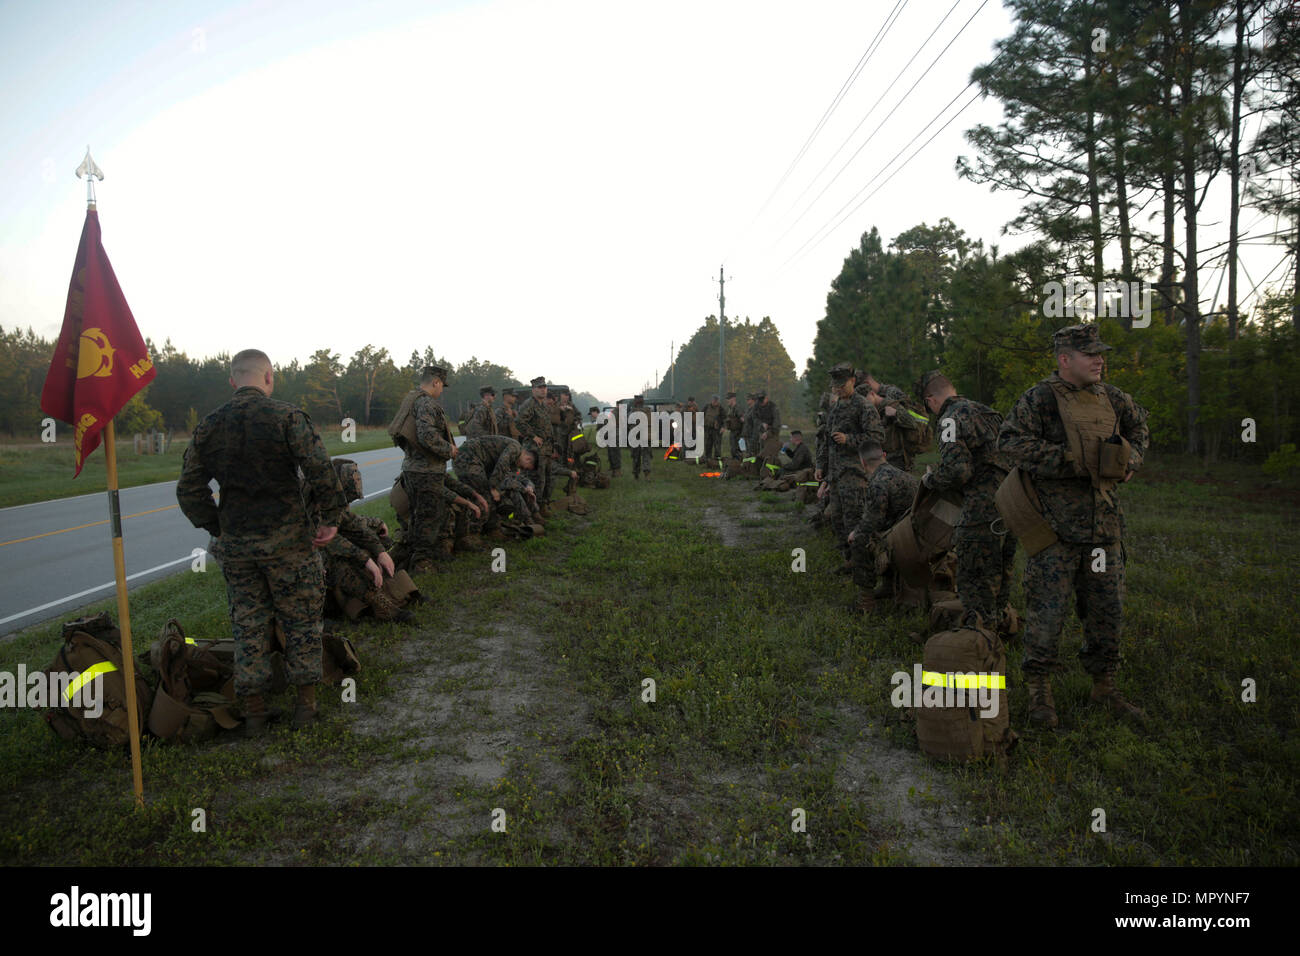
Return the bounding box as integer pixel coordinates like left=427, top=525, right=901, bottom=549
left=0, top=446, right=407, bottom=637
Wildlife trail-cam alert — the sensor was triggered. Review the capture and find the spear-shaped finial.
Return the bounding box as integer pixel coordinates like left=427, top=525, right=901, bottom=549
left=75, top=146, right=104, bottom=207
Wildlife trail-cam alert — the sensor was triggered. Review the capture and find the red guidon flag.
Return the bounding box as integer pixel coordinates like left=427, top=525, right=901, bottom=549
left=40, top=208, right=155, bottom=476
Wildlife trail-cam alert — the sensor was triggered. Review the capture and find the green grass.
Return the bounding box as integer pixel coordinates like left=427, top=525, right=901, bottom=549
left=0, top=427, right=394, bottom=507
left=0, top=451, right=1295, bottom=865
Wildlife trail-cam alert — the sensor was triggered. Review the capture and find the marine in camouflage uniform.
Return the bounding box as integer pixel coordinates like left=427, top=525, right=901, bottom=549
left=998, top=324, right=1149, bottom=725
left=455, top=435, right=535, bottom=532
left=399, top=365, right=457, bottom=573
left=515, top=377, right=554, bottom=512
left=629, top=396, right=654, bottom=480
left=177, top=349, right=344, bottom=732
left=496, top=390, right=521, bottom=438
left=603, top=403, right=623, bottom=476
left=465, top=386, right=500, bottom=438
left=741, top=395, right=761, bottom=462
left=724, top=392, right=744, bottom=460
left=702, top=396, right=725, bottom=461
left=815, top=363, right=885, bottom=570
left=848, top=450, right=919, bottom=611
left=919, top=370, right=1017, bottom=629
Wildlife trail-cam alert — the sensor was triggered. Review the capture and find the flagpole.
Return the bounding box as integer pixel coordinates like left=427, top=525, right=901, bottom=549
left=74, top=147, right=145, bottom=807
left=103, top=419, right=146, bottom=807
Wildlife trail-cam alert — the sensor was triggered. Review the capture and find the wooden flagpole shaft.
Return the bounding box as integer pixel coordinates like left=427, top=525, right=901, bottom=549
left=102, top=420, right=146, bottom=807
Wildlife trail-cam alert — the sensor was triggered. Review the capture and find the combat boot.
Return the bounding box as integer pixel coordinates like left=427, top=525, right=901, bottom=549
left=454, top=534, right=486, bottom=553
left=1026, top=674, right=1059, bottom=727
left=1090, top=672, right=1146, bottom=723
left=292, top=685, right=319, bottom=730
left=242, top=695, right=281, bottom=738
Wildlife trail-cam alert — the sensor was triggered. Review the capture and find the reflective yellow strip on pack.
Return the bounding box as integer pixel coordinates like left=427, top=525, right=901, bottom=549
left=185, top=638, right=196, bottom=644
left=765, top=463, right=779, bottom=473
left=797, top=482, right=820, bottom=487
left=920, top=670, right=1006, bottom=689
left=907, top=409, right=930, bottom=424
left=743, top=457, right=756, bottom=463
left=570, top=433, right=583, bottom=441
left=64, top=661, right=118, bottom=701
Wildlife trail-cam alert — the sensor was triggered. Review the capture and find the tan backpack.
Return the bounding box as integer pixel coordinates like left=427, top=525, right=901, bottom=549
left=914, top=612, right=1016, bottom=765
left=43, top=614, right=154, bottom=750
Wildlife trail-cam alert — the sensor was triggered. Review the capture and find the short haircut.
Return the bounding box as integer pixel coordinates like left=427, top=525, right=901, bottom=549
left=231, top=349, right=271, bottom=379
left=922, top=373, right=953, bottom=398
left=791, top=430, right=802, bottom=437
left=421, top=368, right=444, bottom=385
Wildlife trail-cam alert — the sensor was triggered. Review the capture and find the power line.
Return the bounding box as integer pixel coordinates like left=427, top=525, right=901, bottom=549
left=776, top=0, right=970, bottom=242
left=722, top=0, right=909, bottom=264
left=780, top=82, right=986, bottom=272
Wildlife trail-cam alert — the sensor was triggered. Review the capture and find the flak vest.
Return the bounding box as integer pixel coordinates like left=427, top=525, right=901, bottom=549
left=996, top=380, right=1131, bottom=555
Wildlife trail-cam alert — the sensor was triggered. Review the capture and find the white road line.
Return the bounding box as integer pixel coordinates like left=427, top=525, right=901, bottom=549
left=0, top=551, right=205, bottom=628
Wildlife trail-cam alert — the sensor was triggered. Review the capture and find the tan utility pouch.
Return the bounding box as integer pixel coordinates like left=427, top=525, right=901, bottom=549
left=995, top=467, right=1058, bottom=557
left=1098, top=435, right=1131, bottom=479
left=387, top=389, right=420, bottom=448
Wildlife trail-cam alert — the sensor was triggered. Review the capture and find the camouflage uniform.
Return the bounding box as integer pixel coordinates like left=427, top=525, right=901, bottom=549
left=628, top=400, right=653, bottom=479
left=515, top=393, right=554, bottom=504
left=741, top=400, right=760, bottom=460
left=702, top=399, right=725, bottom=460
left=455, top=435, right=532, bottom=528
left=815, top=383, right=885, bottom=558
left=465, top=401, right=499, bottom=438
left=999, top=370, right=1149, bottom=678
left=724, top=397, right=744, bottom=459
left=604, top=406, right=623, bottom=474
left=849, top=461, right=919, bottom=592
left=925, top=392, right=1017, bottom=627
left=781, top=440, right=814, bottom=475
left=496, top=398, right=520, bottom=438
left=401, top=390, right=457, bottom=569
left=177, top=385, right=344, bottom=697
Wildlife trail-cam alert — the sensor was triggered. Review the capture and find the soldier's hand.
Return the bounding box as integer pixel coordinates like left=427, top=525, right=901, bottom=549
left=377, top=552, right=395, bottom=577
left=884, top=405, right=897, bottom=418
left=450, top=443, right=458, bottom=457
left=817, top=481, right=829, bottom=500
left=815, top=469, right=823, bottom=482
left=365, top=558, right=383, bottom=588
left=832, top=431, right=847, bottom=444
left=313, top=525, right=337, bottom=546
left=491, top=488, right=502, bottom=502
left=474, top=492, right=489, bottom=512
left=848, top=530, right=857, bottom=544
left=1123, top=469, right=1135, bottom=483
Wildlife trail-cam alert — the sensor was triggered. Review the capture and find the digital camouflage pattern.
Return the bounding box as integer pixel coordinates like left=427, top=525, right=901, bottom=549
left=926, top=394, right=1016, bottom=626
left=177, top=385, right=344, bottom=697
left=999, top=372, right=1149, bottom=677
left=399, top=390, right=457, bottom=567
left=815, top=391, right=884, bottom=480
left=849, top=461, right=918, bottom=588
left=177, top=386, right=345, bottom=556
left=465, top=401, right=499, bottom=437
left=515, top=395, right=553, bottom=503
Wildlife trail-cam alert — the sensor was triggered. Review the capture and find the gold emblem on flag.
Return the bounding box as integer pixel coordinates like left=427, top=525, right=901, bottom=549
left=76, top=328, right=116, bottom=378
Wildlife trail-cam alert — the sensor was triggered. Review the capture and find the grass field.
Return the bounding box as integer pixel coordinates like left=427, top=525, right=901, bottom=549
left=0, top=451, right=1296, bottom=865
left=0, top=427, right=394, bottom=508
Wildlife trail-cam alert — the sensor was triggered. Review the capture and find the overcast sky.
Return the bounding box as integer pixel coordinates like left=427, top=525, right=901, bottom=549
left=1, top=0, right=1289, bottom=405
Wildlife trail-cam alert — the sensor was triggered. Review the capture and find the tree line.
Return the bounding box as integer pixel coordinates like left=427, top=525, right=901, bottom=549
left=0, top=329, right=599, bottom=439
left=806, top=0, right=1299, bottom=460
left=653, top=316, right=802, bottom=417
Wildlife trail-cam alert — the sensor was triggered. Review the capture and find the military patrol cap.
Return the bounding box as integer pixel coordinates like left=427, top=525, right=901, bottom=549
left=530, top=376, right=548, bottom=387
left=589, top=406, right=600, bottom=414
left=1053, top=323, right=1112, bottom=354
left=726, top=391, right=737, bottom=399
left=480, top=385, right=496, bottom=397
left=634, top=394, right=644, bottom=401
left=422, top=364, right=448, bottom=382
left=828, top=361, right=855, bottom=382
left=756, top=390, right=767, bottom=399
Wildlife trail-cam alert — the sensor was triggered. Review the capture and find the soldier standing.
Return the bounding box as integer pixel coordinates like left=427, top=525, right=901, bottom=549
left=400, top=365, right=458, bottom=574
left=465, top=386, right=499, bottom=437
left=496, top=388, right=521, bottom=438
left=918, top=370, right=1017, bottom=629
left=629, top=394, right=653, bottom=480
left=998, top=324, right=1149, bottom=726
left=701, top=395, right=724, bottom=461
left=515, top=377, right=554, bottom=515
left=815, top=363, right=884, bottom=582
left=177, top=349, right=344, bottom=734
left=724, top=392, right=743, bottom=459
left=603, top=403, right=624, bottom=476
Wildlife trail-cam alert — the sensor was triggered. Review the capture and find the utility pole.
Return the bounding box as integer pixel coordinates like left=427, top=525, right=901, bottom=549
left=716, top=266, right=728, bottom=399
left=670, top=341, right=674, bottom=398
